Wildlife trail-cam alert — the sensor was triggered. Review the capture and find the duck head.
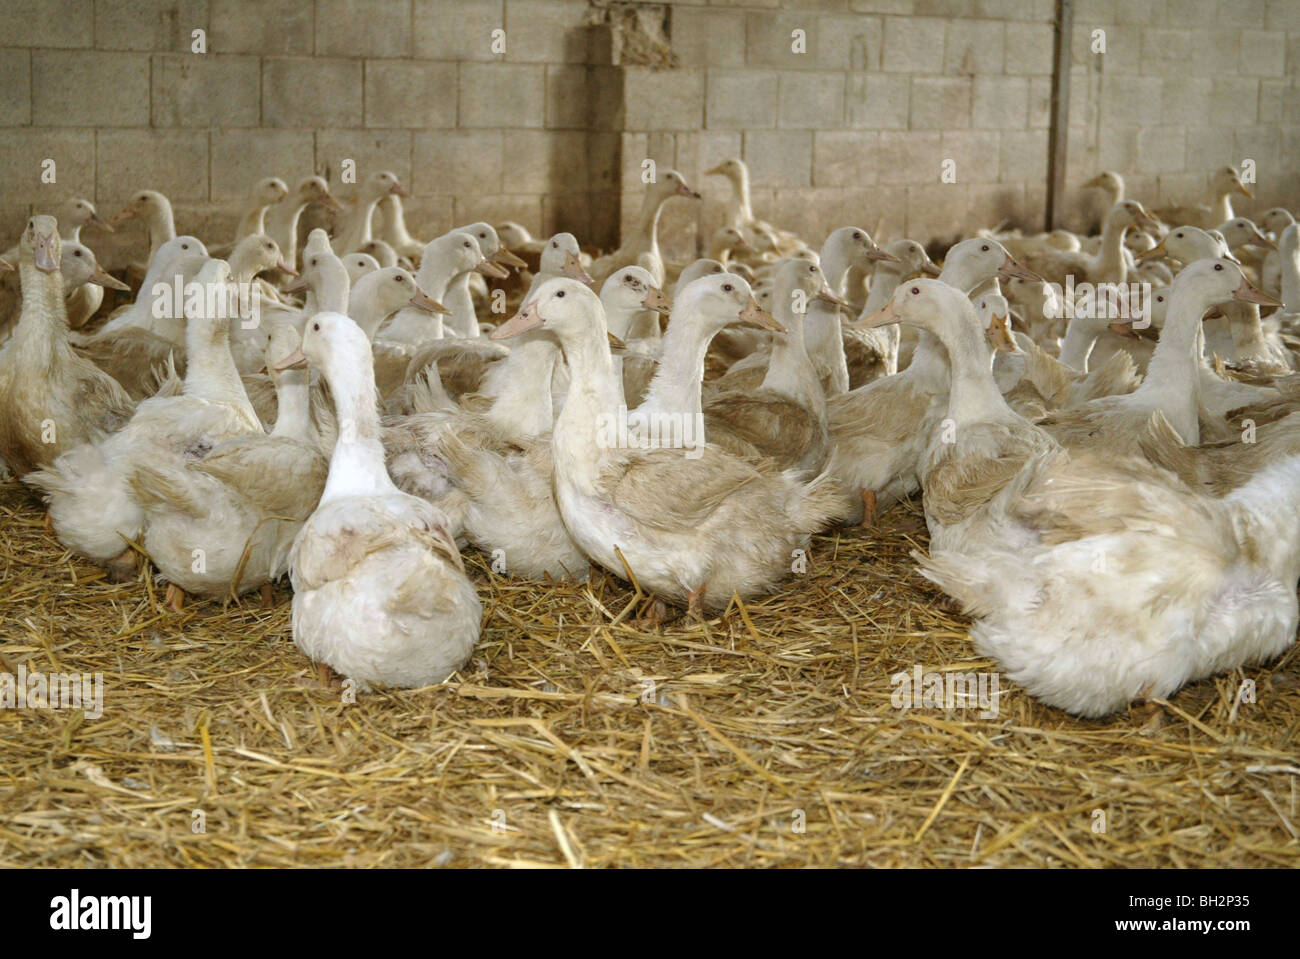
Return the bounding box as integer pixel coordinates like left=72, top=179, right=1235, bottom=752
left=676, top=272, right=782, bottom=334
left=61, top=197, right=113, bottom=234
left=111, top=190, right=169, bottom=226
left=22, top=215, right=61, bottom=273
left=600, top=266, right=672, bottom=320
left=538, top=232, right=592, bottom=284
left=61, top=240, right=129, bottom=291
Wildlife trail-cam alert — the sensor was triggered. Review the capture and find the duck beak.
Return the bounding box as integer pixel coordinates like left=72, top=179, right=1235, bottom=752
left=33, top=231, right=59, bottom=272
left=89, top=267, right=130, bottom=291
left=1249, top=228, right=1276, bottom=250
left=867, top=247, right=900, bottom=263
left=320, top=191, right=342, bottom=210
left=1136, top=238, right=1167, bottom=262
left=1233, top=277, right=1283, bottom=307
left=87, top=212, right=114, bottom=233
left=491, top=300, right=543, bottom=340
left=642, top=286, right=673, bottom=315
left=1107, top=321, right=1138, bottom=339
left=475, top=258, right=509, bottom=279
left=389, top=182, right=411, bottom=198
left=276, top=259, right=298, bottom=276
left=283, top=274, right=310, bottom=294
left=998, top=254, right=1040, bottom=282
left=410, top=287, right=451, bottom=314
left=492, top=247, right=527, bottom=269
left=562, top=251, right=594, bottom=285
left=987, top=316, right=1016, bottom=352
left=704, top=163, right=726, bottom=176
left=607, top=331, right=628, bottom=353
left=274, top=347, right=309, bottom=372
left=921, top=260, right=942, bottom=277
left=1237, top=182, right=1254, bottom=199
left=738, top=295, right=783, bottom=332
left=815, top=288, right=853, bottom=310
left=0, top=258, right=14, bottom=273
left=1083, top=174, right=1106, bottom=189
left=109, top=204, right=138, bottom=225
left=858, top=300, right=899, bottom=329
left=677, top=183, right=702, bottom=199
left=1134, top=206, right=1161, bottom=230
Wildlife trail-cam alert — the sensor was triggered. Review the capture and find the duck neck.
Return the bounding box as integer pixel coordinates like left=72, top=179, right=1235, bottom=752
left=270, top=369, right=314, bottom=444
left=236, top=206, right=269, bottom=240
left=267, top=198, right=311, bottom=265
left=631, top=193, right=665, bottom=258
left=184, top=319, right=259, bottom=426
left=934, top=317, right=1019, bottom=431
left=483, top=331, right=558, bottom=440
left=1225, top=300, right=1267, bottom=357
left=15, top=260, right=68, bottom=352
left=763, top=301, right=822, bottom=418
left=319, top=352, right=396, bottom=503
left=377, top=195, right=416, bottom=245
left=443, top=272, right=480, bottom=338
left=1057, top=315, right=1104, bottom=371
left=637, top=311, right=712, bottom=420
left=1092, top=210, right=1129, bottom=283
left=862, top=266, right=903, bottom=315
left=553, top=327, right=621, bottom=491
left=1280, top=238, right=1300, bottom=311
left=1209, top=188, right=1234, bottom=227
left=730, top=169, right=753, bottom=225
left=1138, top=283, right=1207, bottom=442
left=146, top=205, right=176, bottom=263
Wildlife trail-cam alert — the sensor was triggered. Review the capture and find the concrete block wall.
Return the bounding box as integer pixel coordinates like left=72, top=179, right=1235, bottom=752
left=1, top=0, right=1298, bottom=265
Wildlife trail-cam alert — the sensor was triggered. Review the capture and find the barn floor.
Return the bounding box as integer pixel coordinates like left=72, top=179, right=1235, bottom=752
left=1, top=478, right=1297, bottom=868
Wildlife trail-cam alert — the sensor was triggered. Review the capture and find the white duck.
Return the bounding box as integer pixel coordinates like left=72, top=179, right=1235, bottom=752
left=332, top=171, right=409, bottom=256
left=283, top=311, right=481, bottom=688
left=233, top=177, right=290, bottom=244
left=589, top=169, right=700, bottom=286
left=492, top=277, right=842, bottom=617
left=267, top=176, right=340, bottom=270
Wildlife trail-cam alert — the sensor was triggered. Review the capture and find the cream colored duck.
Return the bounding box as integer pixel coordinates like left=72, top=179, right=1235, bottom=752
left=131, top=323, right=327, bottom=607
left=493, top=277, right=842, bottom=616
left=864, top=276, right=1300, bottom=717
left=375, top=191, right=427, bottom=261
left=267, top=176, right=339, bottom=270
left=110, top=189, right=177, bottom=273
left=600, top=265, right=673, bottom=406
left=0, top=239, right=127, bottom=343
left=704, top=258, right=846, bottom=473
left=853, top=238, right=942, bottom=381
left=343, top=252, right=381, bottom=284
left=233, top=177, right=289, bottom=244
left=332, top=171, right=409, bottom=256
left=349, top=266, right=448, bottom=341
left=824, top=238, right=1038, bottom=525
left=0, top=217, right=136, bottom=478
left=30, top=259, right=263, bottom=581
left=358, top=238, right=400, bottom=268
left=1018, top=200, right=1159, bottom=287
left=1155, top=166, right=1252, bottom=230
left=706, top=157, right=803, bottom=255
left=282, top=311, right=481, bottom=688
left=590, top=169, right=700, bottom=286
left=1257, top=208, right=1294, bottom=294
left=441, top=222, right=518, bottom=338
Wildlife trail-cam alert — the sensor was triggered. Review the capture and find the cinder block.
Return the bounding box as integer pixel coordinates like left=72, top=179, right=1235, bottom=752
left=586, top=131, right=622, bottom=193
left=543, top=193, right=592, bottom=245
left=1118, top=0, right=1167, bottom=24
left=1140, top=27, right=1192, bottom=75
left=1154, top=171, right=1202, bottom=206
left=96, top=130, right=209, bottom=206
left=906, top=183, right=970, bottom=243
left=459, top=63, right=545, bottom=128
left=1185, top=126, right=1232, bottom=171
left=818, top=14, right=883, bottom=71
left=1069, top=22, right=1139, bottom=74
left=998, top=129, right=1046, bottom=184
left=1161, top=76, right=1212, bottom=126
left=944, top=19, right=1003, bottom=76
left=455, top=195, right=542, bottom=237
left=1004, top=22, right=1053, bottom=75
left=1027, top=76, right=1051, bottom=128
left=364, top=60, right=457, bottom=128
left=940, top=130, right=1000, bottom=184
left=33, top=52, right=150, bottom=127
left=915, top=0, right=972, bottom=16
left=412, top=130, right=502, bottom=195
left=875, top=131, right=942, bottom=186
left=95, top=0, right=209, bottom=51
left=316, top=130, right=413, bottom=192
left=850, top=0, right=911, bottom=12
left=0, top=50, right=30, bottom=126
left=968, top=183, right=1027, bottom=233
left=1136, top=126, right=1185, bottom=174
left=396, top=194, right=454, bottom=240
left=0, top=0, right=93, bottom=48
left=706, top=69, right=778, bottom=129
left=317, top=0, right=412, bottom=57
left=911, top=77, right=971, bottom=130
left=151, top=55, right=260, bottom=127
left=1208, top=76, right=1260, bottom=128
left=1100, top=75, right=1164, bottom=126
left=1239, top=29, right=1285, bottom=76
left=210, top=0, right=312, bottom=55
left=624, top=67, right=705, bottom=130
left=1265, top=0, right=1300, bottom=29
left=210, top=129, right=315, bottom=202
left=812, top=131, right=879, bottom=188
left=546, top=65, right=589, bottom=129
left=413, top=0, right=504, bottom=61
left=1258, top=79, right=1286, bottom=125
left=672, top=7, right=746, bottom=68
left=504, top=0, right=591, bottom=63
left=742, top=131, right=812, bottom=189
left=1167, top=0, right=1216, bottom=19
left=846, top=73, right=909, bottom=129
left=1183, top=29, right=1239, bottom=73
left=1096, top=126, right=1138, bottom=171
left=502, top=131, right=587, bottom=195
left=972, top=76, right=1028, bottom=129
left=0, top=130, right=95, bottom=199
left=263, top=58, right=364, bottom=128
left=1214, top=0, right=1262, bottom=25
left=745, top=11, right=847, bottom=70
left=881, top=16, right=946, bottom=73
left=973, top=0, right=1054, bottom=18
left=1233, top=126, right=1280, bottom=177
left=778, top=72, right=844, bottom=129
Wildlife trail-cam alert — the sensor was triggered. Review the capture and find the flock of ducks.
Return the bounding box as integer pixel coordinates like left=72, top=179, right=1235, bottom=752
left=2, top=160, right=1299, bottom=717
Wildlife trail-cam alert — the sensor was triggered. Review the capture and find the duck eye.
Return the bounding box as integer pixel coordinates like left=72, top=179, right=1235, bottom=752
left=556, top=290, right=565, bottom=298
left=396, top=275, right=404, bottom=282
left=1176, top=232, right=1183, bottom=238
left=911, top=287, right=920, bottom=294
left=1214, top=264, right=1223, bottom=271
left=723, top=283, right=733, bottom=292
left=981, top=244, right=990, bottom=252
left=463, top=242, right=470, bottom=248
left=313, top=322, right=320, bottom=331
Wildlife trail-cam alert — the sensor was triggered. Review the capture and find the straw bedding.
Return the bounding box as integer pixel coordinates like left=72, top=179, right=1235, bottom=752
left=1, top=478, right=1297, bottom=868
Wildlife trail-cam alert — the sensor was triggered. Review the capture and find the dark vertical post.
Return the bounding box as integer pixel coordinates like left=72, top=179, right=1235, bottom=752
left=1045, top=0, right=1073, bottom=231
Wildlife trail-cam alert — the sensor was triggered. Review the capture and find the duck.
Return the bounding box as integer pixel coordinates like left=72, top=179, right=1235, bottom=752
left=852, top=238, right=942, bottom=382
left=130, top=323, right=328, bottom=608
left=1017, top=200, right=1159, bottom=287
left=598, top=265, right=673, bottom=407
left=342, top=252, right=381, bottom=284
left=110, top=189, right=178, bottom=274
left=589, top=169, right=700, bottom=286
left=0, top=239, right=128, bottom=343
left=705, top=157, right=803, bottom=255
left=349, top=266, right=448, bottom=340
left=862, top=274, right=1300, bottom=717
left=332, top=171, right=409, bottom=256
left=491, top=277, right=842, bottom=617
left=358, top=238, right=400, bottom=268
left=440, top=222, right=519, bottom=338
left=1154, top=166, right=1253, bottom=230
left=267, top=176, right=340, bottom=270
left=374, top=191, right=428, bottom=261
left=232, top=177, right=290, bottom=245
left=29, top=259, right=263, bottom=582
left=282, top=311, right=481, bottom=688
left=823, top=237, right=1039, bottom=525
left=1257, top=208, right=1294, bottom=294
left=703, top=258, right=846, bottom=473
left=0, top=216, right=135, bottom=478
